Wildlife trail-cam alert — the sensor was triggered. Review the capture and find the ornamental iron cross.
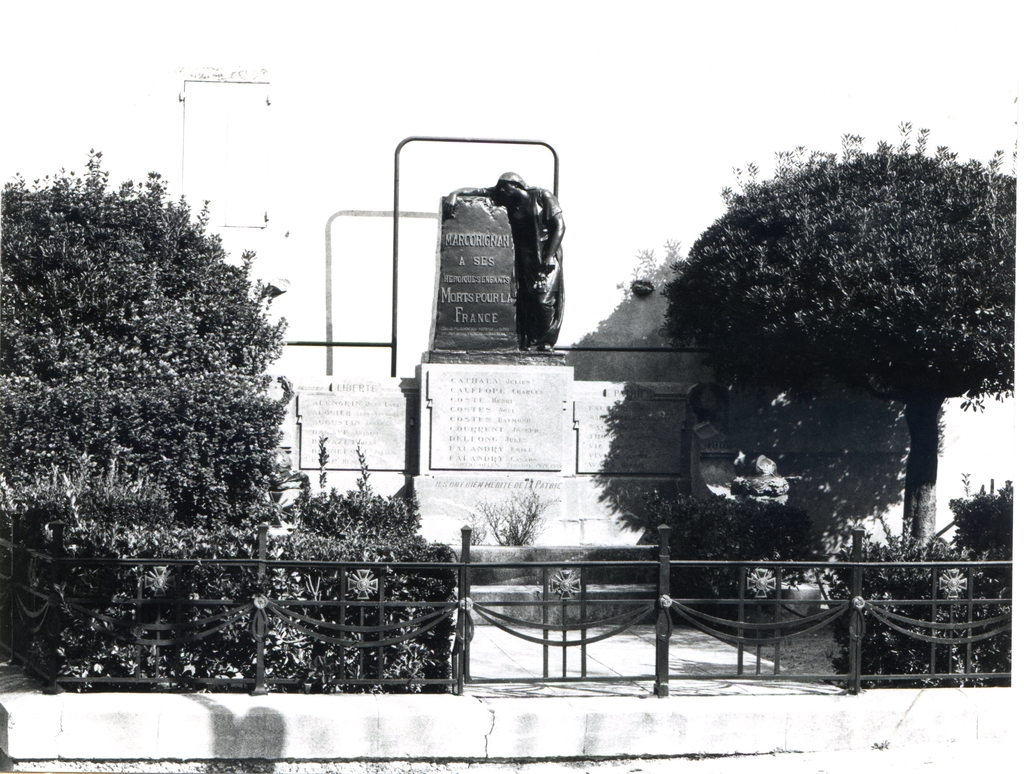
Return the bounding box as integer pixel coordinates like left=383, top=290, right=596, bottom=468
left=746, top=567, right=776, bottom=598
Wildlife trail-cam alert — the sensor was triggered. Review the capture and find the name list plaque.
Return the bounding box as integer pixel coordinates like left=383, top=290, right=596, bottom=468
left=431, top=198, right=517, bottom=351
left=425, top=366, right=569, bottom=472
left=573, top=383, right=687, bottom=476
left=297, top=380, right=409, bottom=471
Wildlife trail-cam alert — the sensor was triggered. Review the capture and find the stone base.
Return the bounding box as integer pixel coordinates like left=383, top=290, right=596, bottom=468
left=423, top=350, right=567, bottom=366
left=1, top=665, right=1015, bottom=766
left=414, top=474, right=668, bottom=547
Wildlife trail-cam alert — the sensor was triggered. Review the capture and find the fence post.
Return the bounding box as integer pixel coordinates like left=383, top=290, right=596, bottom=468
left=655, top=523, right=672, bottom=697
left=44, top=521, right=67, bottom=695
left=453, top=525, right=472, bottom=695
left=251, top=522, right=270, bottom=696
left=848, top=527, right=865, bottom=695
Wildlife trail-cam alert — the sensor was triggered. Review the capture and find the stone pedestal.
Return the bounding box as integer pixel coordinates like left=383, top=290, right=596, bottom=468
left=415, top=363, right=573, bottom=543
left=413, top=363, right=689, bottom=545
left=423, top=350, right=567, bottom=366
left=282, top=194, right=729, bottom=550
left=283, top=370, right=694, bottom=546
left=418, top=363, right=573, bottom=473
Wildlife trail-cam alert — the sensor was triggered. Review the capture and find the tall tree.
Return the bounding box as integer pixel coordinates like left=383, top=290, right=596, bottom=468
left=1, top=153, right=287, bottom=526
left=664, top=127, right=1015, bottom=539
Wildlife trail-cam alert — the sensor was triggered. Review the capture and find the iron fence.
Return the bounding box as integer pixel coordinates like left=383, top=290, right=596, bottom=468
left=0, top=525, right=1011, bottom=696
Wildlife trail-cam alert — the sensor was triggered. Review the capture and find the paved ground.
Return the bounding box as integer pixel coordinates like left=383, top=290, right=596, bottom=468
left=7, top=742, right=1014, bottom=773
left=463, top=624, right=843, bottom=697
left=252, top=740, right=1019, bottom=773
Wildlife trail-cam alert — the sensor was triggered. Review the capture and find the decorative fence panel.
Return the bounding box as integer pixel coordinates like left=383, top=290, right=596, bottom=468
left=1, top=524, right=458, bottom=695
left=0, top=526, right=1011, bottom=696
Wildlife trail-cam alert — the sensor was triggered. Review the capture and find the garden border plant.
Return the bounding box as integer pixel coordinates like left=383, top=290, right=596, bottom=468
left=1, top=154, right=287, bottom=529
left=2, top=433, right=456, bottom=695
left=826, top=488, right=1012, bottom=688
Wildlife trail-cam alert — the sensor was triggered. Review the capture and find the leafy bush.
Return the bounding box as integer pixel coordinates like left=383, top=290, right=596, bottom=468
left=642, top=494, right=814, bottom=561
left=1, top=154, right=287, bottom=527
left=828, top=523, right=1011, bottom=687
left=269, top=467, right=453, bottom=692
left=663, top=128, right=1015, bottom=540
left=950, top=481, right=1012, bottom=559
left=267, top=534, right=455, bottom=693
left=640, top=494, right=815, bottom=602
left=6, top=463, right=455, bottom=693
left=291, top=463, right=421, bottom=545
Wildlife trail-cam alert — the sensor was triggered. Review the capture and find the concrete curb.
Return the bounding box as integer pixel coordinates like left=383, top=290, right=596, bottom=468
left=1, top=666, right=1016, bottom=768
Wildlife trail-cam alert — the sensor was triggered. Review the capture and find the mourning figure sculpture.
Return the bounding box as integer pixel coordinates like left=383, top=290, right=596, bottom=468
left=444, top=173, right=565, bottom=350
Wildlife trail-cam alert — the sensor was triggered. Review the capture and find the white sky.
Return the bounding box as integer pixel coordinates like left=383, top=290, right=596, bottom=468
left=0, top=0, right=1020, bottom=529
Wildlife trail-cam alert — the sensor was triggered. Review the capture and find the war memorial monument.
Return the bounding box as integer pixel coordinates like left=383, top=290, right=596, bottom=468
left=284, top=173, right=712, bottom=546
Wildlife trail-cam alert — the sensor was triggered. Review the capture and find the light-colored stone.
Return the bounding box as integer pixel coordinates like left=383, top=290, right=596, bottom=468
left=2, top=667, right=1016, bottom=766
left=420, top=364, right=573, bottom=473
left=373, top=695, right=492, bottom=758
left=1, top=686, right=498, bottom=762
left=280, top=369, right=692, bottom=547
left=971, top=687, right=1019, bottom=740
left=295, top=379, right=412, bottom=472
left=415, top=475, right=570, bottom=545
left=879, top=688, right=982, bottom=748
left=0, top=693, right=64, bottom=760
left=484, top=697, right=587, bottom=758
left=415, top=475, right=654, bottom=546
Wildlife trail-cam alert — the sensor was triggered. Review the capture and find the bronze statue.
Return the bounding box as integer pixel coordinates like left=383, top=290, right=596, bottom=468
left=444, top=173, right=564, bottom=350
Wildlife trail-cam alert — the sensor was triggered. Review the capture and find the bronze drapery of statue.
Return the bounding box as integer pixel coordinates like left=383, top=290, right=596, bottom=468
left=444, top=173, right=564, bottom=350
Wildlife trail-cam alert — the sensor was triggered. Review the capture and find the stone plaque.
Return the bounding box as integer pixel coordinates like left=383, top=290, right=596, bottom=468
left=573, top=383, right=686, bottom=475
left=425, top=366, right=569, bottom=471
left=297, top=380, right=409, bottom=471
left=431, top=198, right=517, bottom=351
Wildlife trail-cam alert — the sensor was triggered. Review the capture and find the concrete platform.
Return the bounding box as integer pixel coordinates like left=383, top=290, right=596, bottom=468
left=0, top=624, right=1016, bottom=771
left=2, top=665, right=1016, bottom=771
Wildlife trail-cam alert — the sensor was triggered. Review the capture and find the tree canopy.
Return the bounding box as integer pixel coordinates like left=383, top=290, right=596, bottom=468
left=664, top=128, right=1015, bottom=538
left=1, top=153, right=287, bottom=527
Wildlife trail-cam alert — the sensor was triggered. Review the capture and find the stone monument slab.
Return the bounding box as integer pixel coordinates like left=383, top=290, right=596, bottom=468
left=416, top=475, right=571, bottom=544
left=421, top=364, right=572, bottom=473
left=296, top=379, right=412, bottom=472
left=572, top=382, right=687, bottom=475
left=430, top=198, right=517, bottom=351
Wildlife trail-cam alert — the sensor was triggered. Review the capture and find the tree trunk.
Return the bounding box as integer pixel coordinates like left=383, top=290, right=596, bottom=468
left=902, top=396, right=944, bottom=540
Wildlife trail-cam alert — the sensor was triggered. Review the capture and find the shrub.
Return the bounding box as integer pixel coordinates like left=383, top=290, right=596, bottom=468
left=950, top=481, right=1013, bottom=559
left=640, top=494, right=815, bottom=602
left=270, top=466, right=453, bottom=692
left=1, top=154, right=287, bottom=527
left=291, top=462, right=421, bottom=545
left=465, top=510, right=492, bottom=545
left=474, top=491, right=551, bottom=546
left=828, top=523, right=1011, bottom=687
left=642, top=494, right=814, bottom=561
left=268, top=532, right=455, bottom=693
left=6, top=463, right=455, bottom=693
